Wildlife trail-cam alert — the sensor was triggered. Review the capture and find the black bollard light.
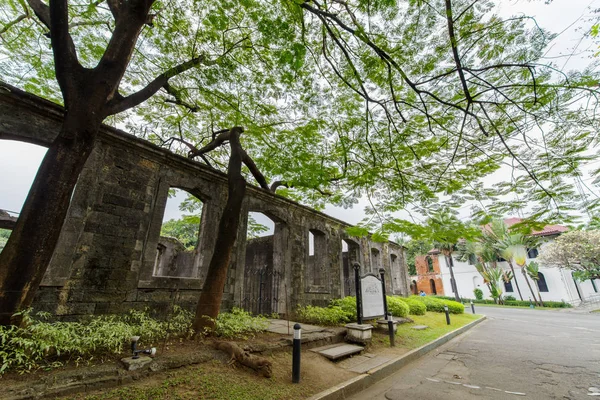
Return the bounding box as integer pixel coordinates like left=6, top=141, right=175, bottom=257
left=470, top=300, right=475, bottom=314
left=131, top=336, right=140, bottom=359
left=444, top=305, right=450, bottom=325
left=292, top=323, right=301, bottom=383
left=379, top=268, right=388, bottom=320
left=387, top=312, right=395, bottom=347
left=130, top=335, right=157, bottom=359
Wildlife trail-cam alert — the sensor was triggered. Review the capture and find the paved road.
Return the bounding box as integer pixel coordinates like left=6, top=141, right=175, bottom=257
left=348, top=307, right=600, bottom=400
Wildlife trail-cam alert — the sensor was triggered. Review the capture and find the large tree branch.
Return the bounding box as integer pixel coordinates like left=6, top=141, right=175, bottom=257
left=104, top=55, right=211, bottom=115
left=240, top=149, right=270, bottom=191
left=26, top=0, right=50, bottom=28
left=48, top=0, right=82, bottom=100
left=444, top=0, right=472, bottom=104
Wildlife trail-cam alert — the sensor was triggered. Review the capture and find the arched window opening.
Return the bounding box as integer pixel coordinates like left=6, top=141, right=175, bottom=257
left=430, top=279, right=437, bottom=295
left=154, top=188, right=204, bottom=277
left=308, top=229, right=327, bottom=288
left=342, top=239, right=360, bottom=296
left=426, top=256, right=434, bottom=272
left=0, top=140, right=47, bottom=255
left=411, top=280, right=418, bottom=295
left=371, top=248, right=381, bottom=272
left=247, top=212, right=274, bottom=239
left=527, top=248, right=539, bottom=259
left=504, top=279, right=514, bottom=293
left=537, top=272, right=549, bottom=292
left=243, top=212, right=280, bottom=315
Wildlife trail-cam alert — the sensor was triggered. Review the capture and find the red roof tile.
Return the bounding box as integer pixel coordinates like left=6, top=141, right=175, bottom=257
left=502, top=217, right=568, bottom=237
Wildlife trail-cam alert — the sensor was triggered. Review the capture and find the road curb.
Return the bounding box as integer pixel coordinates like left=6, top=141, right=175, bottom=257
left=307, top=315, right=487, bottom=400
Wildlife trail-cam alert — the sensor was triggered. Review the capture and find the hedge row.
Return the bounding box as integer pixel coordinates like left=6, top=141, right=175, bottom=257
left=297, top=295, right=422, bottom=326
left=432, top=295, right=572, bottom=308
left=410, top=296, right=465, bottom=314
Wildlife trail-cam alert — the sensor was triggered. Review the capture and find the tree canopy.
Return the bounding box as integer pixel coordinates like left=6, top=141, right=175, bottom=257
left=538, top=230, right=600, bottom=281
left=2, top=0, right=599, bottom=227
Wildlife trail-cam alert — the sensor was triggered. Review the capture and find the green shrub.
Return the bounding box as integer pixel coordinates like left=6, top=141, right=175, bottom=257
left=473, top=288, right=483, bottom=300
left=295, top=305, right=350, bottom=326
left=0, top=307, right=194, bottom=375
left=386, top=296, right=409, bottom=318
left=442, top=299, right=465, bottom=314
left=504, top=295, right=516, bottom=301
left=400, top=297, right=427, bottom=315
left=214, top=308, right=269, bottom=338
left=329, top=296, right=358, bottom=320
left=502, top=300, right=571, bottom=308
left=410, top=296, right=464, bottom=314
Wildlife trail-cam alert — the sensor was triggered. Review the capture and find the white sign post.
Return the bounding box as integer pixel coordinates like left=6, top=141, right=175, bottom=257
left=360, top=274, right=385, bottom=319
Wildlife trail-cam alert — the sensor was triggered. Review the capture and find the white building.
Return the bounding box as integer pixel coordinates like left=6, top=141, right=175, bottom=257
left=433, top=218, right=600, bottom=305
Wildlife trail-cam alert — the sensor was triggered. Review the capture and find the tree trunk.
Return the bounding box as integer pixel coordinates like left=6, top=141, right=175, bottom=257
left=0, top=119, right=97, bottom=325
left=535, top=281, right=544, bottom=307
left=521, top=267, right=539, bottom=306
left=444, top=253, right=460, bottom=302
left=507, top=260, right=523, bottom=301
left=193, top=127, right=246, bottom=335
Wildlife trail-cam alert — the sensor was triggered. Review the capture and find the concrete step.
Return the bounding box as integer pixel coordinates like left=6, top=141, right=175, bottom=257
left=310, top=343, right=364, bottom=360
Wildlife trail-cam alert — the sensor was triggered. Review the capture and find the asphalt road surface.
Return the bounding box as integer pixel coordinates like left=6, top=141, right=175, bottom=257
left=347, top=306, right=600, bottom=400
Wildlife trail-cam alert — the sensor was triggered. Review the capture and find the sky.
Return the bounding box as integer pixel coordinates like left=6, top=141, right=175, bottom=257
left=1, top=0, right=599, bottom=233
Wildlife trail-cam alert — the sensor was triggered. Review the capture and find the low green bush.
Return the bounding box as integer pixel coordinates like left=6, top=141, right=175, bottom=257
left=473, top=288, right=484, bottom=300
left=330, top=296, right=358, bottom=320
left=400, top=297, right=427, bottom=315
left=295, top=305, right=350, bottom=326
left=386, top=296, right=409, bottom=318
left=0, top=306, right=273, bottom=375
left=214, top=308, right=269, bottom=338
left=410, top=296, right=464, bottom=314
left=0, top=307, right=194, bottom=375
left=442, top=299, right=465, bottom=314
left=502, top=299, right=571, bottom=308
left=504, top=295, right=516, bottom=301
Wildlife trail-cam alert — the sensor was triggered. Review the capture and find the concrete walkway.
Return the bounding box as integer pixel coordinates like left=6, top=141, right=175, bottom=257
left=346, top=307, right=600, bottom=399
left=266, top=319, right=330, bottom=335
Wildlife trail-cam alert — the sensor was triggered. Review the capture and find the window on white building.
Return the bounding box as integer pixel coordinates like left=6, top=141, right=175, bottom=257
left=527, top=248, right=539, bottom=259
left=537, top=272, right=549, bottom=292
left=504, top=279, right=513, bottom=292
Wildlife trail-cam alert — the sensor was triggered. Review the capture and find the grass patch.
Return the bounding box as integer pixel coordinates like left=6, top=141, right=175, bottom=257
left=58, top=312, right=482, bottom=400
left=392, top=313, right=480, bottom=349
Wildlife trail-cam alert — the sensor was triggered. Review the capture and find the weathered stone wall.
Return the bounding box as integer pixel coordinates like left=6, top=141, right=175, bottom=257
left=0, top=82, right=410, bottom=319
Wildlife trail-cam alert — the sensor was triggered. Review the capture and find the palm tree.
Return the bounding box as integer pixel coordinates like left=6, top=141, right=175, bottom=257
left=425, top=208, right=480, bottom=303
left=526, top=261, right=545, bottom=307
left=482, top=267, right=504, bottom=304
left=507, top=236, right=541, bottom=306
left=483, top=219, right=524, bottom=301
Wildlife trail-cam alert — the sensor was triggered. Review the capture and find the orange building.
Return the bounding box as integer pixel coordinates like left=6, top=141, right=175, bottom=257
left=411, top=253, right=445, bottom=295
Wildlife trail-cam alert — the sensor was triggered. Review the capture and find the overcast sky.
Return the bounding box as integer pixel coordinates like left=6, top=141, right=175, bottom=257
left=1, top=0, right=599, bottom=232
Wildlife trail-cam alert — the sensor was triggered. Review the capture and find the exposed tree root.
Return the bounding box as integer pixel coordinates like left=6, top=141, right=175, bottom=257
left=212, top=341, right=272, bottom=378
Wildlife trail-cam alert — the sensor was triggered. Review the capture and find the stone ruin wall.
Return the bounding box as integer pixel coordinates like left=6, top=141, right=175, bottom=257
left=0, top=83, right=411, bottom=319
